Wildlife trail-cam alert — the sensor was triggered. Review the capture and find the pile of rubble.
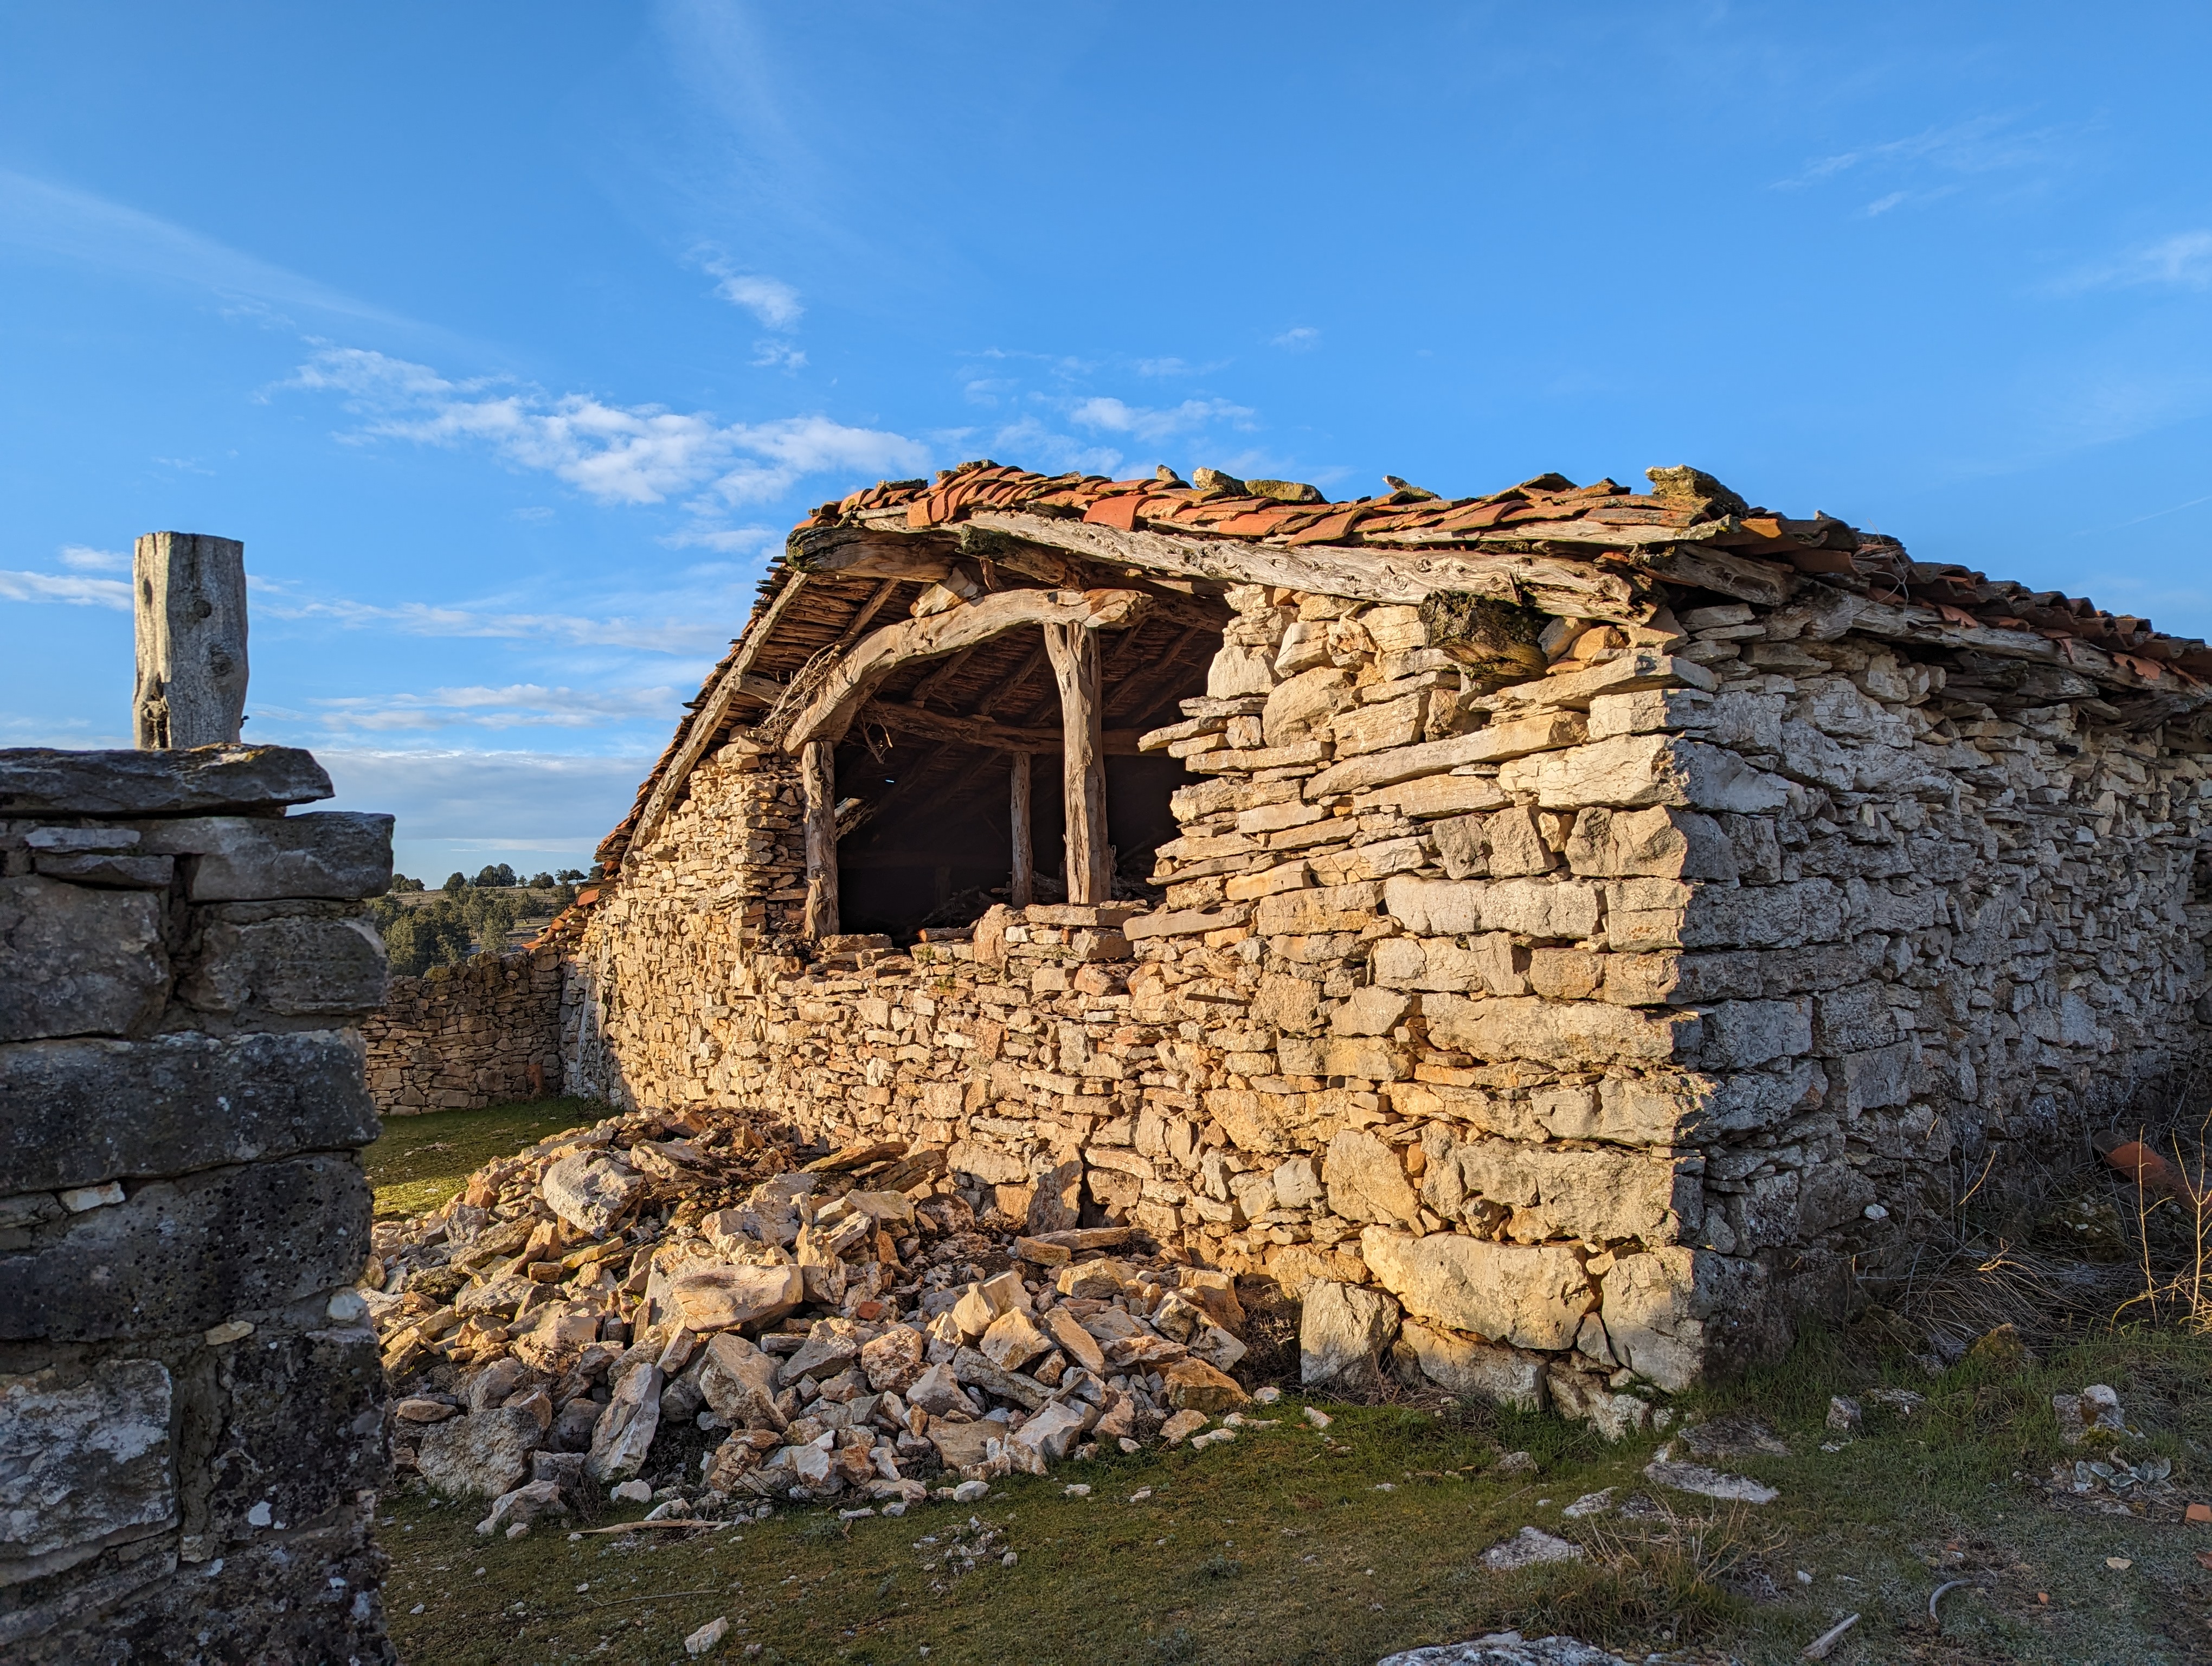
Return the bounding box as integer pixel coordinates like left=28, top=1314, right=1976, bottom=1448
left=365, top=1105, right=1260, bottom=1532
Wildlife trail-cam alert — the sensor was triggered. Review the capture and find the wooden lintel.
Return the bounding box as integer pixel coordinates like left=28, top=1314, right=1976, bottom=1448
left=783, top=586, right=1150, bottom=751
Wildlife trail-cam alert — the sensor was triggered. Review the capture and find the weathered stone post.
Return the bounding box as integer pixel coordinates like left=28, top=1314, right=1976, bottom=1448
left=132, top=532, right=248, bottom=750
left=0, top=745, right=397, bottom=1663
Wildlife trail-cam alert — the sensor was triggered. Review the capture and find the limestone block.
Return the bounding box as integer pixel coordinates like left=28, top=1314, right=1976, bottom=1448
left=1207, top=644, right=1279, bottom=699
left=1254, top=880, right=1381, bottom=936
left=1834, top=1041, right=1916, bottom=1112
left=1273, top=619, right=1332, bottom=675
left=979, top=1308, right=1052, bottom=1372
left=1251, top=972, right=1323, bottom=1033
left=0, top=877, right=168, bottom=1041
left=1499, top=734, right=1789, bottom=813
left=1330, top=985, right=1410, bottom=1036
left=1261, top=667, right=1353, bottom=747
left=1490, top=650, right=1716, bottom=712
left=1483, top=805, right=1558, bottom=876
left=1272, top=1156, right=1323, bottom=1208
left=1564, top=806, right=1737, bottom=880
left=1394, top=1321, right=1547, bottom=1411
left=699, top=1333, right=787, bottom=1426
left=206, top=1323, right=385, bottom=1539
left=1298, top=1279, right=1400, bottom=1387
left=1526, top=947, right=1601, bottom=1000
left=418, top=1406, right=542, bottom=1501
left=1323, top=1129, right=1420, bottom=1225
left=1350, top=773, right=1511, bottom=819
left=1161, top=1357, right=1247, bottom=1412
left=1444, top=1140, right=1701, bottom=1242
left=1424, top=995, right=1699, bottom=1068
left=137, top=811, right=394, bottom=902
left=1360, top=1227, right=1593, bottom=1350
left=1606, top=879, right=1841, bottom=952
left=670, top=1263, right=805, bottom=1334
left=0, top=744, right=331, bottom=816
left=1010, top=1400, right=1090, bottom=1464
left=1304, top=710, right=1585, bottom=799
left=586, top=1364, right=663, bottom=1483
left=1597, top=951, right=1762, bottom=1008
left=0, top=1029, right=378, bottom=1194
left=1380, top=876, right=1483, bottom=936
left=181, top=914, right=388, bottom=1017
left=1481, top=879, right=1600, bottom=940
left=1332, top=693, right=1426, bottom=757
left=0, top=1359, right=174, bottom=1585
left=1586, top=687, right=1784, bottom=752
left=31, top=851, right=175, bottom=888
left=1598, top=1248, right=1770, bottom=1392
left=541, top=1154, right=646, bottom=1236
left=2, top=1155, right=369, bottom=1342
left=1322, top=1034, right=1410, bottom=1081
left=1432, top=813, right=1485, bottom=878
left=1696, top=999, right=1811, bottom=1068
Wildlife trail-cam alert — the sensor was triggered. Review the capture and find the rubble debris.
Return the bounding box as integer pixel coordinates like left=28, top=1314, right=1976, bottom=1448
left=369, top=1106, right=1270, bottom=1517
left=1642, top=1444, right=1778, bottom=1504
left=1480, top=1527, right=1587, bottom=1571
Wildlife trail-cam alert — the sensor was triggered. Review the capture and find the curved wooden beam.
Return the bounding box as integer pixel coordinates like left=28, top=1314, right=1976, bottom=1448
left=783, top=587, right=1151, bottom=751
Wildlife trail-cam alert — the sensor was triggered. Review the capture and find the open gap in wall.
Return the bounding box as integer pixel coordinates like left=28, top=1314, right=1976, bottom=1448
left=831, top=606, right=1221, bottom=941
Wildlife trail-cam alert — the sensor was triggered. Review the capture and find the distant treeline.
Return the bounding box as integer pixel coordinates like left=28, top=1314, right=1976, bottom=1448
left=366, top=864, right=597, bottom=977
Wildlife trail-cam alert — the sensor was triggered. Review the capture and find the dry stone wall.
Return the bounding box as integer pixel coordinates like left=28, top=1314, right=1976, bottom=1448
left=364, top=946, right=565, bottom=1114
left=0, top=745, right=398, bottom=1664
left=567, top=585, right=2212, bottom=1430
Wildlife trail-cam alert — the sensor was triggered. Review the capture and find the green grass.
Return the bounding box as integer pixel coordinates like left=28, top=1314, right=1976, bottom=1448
left=376, top=1330, right=2212, bottom=1665
left=365, top=1098, right=609, bottom=1220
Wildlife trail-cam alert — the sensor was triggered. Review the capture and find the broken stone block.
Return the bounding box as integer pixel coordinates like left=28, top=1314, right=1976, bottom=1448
left=418, top=1406, right=543, bottom=1500
left=1360, top=1228, right=1593, bottom=1351
left=1498, top=733, right=1788, bottom=813
left=699, top=1334, right=786, bottom=1429
left=1161, top=1357, right=1248, bottom=1413
left=858, top=1324, right=927, bottom=1394
left=1394, top=1321, right=1547, bottom=1412
left=586, top=1364, right=663, bottom=1484
left=1009, top=1401, right=1089, bottom=1465
left=1322, top=1128, right=1420, bottom=1226
left=540, top=1153, right=646, bottom=1238
left=178, top=914, right=388, bottom=1017
left=1299, top=1279, right=1400, bottom=1387
left=978, top=1309, right=1051, bottom=1373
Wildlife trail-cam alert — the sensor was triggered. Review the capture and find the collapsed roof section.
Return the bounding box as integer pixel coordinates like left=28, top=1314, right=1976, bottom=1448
left=596, top=460, right=2211, bottom=873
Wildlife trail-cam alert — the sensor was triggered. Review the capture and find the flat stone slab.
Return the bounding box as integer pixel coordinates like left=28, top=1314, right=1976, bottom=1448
left=0, top=1030, right=380, bottom=1193
left=0, top=745, right=331, bottom=816
left=1379, top=1633, right=1631, bottom=1666
left=0, top=1359, right=175, bottom=1582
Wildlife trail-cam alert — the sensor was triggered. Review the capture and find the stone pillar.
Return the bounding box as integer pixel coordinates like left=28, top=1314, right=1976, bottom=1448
left=0, top=743, right=397, bottom=1663
left=1042, top=620, right=1110, bottom=904
left=132, top=533, right=249, bottom=750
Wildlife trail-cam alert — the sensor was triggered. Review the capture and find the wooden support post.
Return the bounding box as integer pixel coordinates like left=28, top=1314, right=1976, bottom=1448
left=133, top=531, right=248, bottom=749
left=1008, top=751, right=1034, bottom=907
left=1043, top=620, right=1110, bottom=905
left=801, top=740, right=840, bottom=938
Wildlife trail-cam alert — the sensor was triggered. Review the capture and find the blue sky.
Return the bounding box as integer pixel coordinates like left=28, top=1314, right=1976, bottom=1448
left=4, top=2, right=2209, bottom=880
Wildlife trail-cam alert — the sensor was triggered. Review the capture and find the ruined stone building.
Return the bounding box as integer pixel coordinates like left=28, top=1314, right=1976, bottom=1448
left=546, top=459, right=2212, bottom=1417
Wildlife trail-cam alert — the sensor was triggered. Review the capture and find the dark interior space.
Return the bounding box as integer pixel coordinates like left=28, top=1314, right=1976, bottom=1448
left=831, top=611, right=1220, bottom=941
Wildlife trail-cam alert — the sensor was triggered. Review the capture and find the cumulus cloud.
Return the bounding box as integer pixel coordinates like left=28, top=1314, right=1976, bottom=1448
left=286, top=346, right=927, bottom=511
left=313, top=747, right=658, bottom=877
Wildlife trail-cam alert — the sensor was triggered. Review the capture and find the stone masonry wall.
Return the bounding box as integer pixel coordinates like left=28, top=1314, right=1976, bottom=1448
left=0, top=745, right=398, bottom=1663
left=565, top=585, right=2212, bottom=1427
left=364, top=946, right=565, bottom=1114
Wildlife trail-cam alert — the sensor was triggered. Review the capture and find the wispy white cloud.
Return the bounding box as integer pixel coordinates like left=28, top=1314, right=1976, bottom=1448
left=750, top=340, right=808, bottom=371
left=0, top=567, right=132, bottom=608
left=1271, top=326, right=1320, bottom=351
left=709, top=267, right=804, bottom=330
left=286, top=346, right=927, bottom=514
left=1774, top=114, right=2081, bottom=216
left=0, top=166, right=414, bottom=328
left=313, top=747, right=658, bottom=877
left=310, top=682, right=681, bottom=733
left=2057, top=230, right=2212, bottom=294
left=254, top=581, right=735, bottom=657
left=59, top=544, right=129, bottom=573
left=1070, top=396, right=1257, bottom=444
